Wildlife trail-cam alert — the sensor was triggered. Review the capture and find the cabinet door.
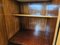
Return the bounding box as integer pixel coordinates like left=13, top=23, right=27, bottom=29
left=56, top=23, right=60, bottom=45
left=56, top=28, right=60, bottom=45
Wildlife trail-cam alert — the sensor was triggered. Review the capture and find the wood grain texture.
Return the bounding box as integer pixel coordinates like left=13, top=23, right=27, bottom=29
left=2, top=0, right=60, bottom=44
left=0, top=1, right=7, bottom=45
left=9, top=30, right=54, bottom=45
left=56, top=28, right=60, bottom=45
left=18, top=3, right=58, bottom=16
left=2, top=0, right=20, bottom=39
left=12, top=14, right=58, bottom=18
left=19, top=17, right=47, bottom=31
left=52, top=0, right=60, bottom=4
left=19, top=3, right=46, bottom=15
left=52, top=8, right=60, bottom=45
left=47, top=18, right=57, bottom=32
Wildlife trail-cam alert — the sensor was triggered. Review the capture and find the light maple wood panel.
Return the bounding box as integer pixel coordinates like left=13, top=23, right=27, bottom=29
left=12, top=14, right=58, bottom=18
left=52, top=8, right=60, bottom=45
left=56, top=28, right=60, bottom=45
left=2, top=0, right=20, bottom=39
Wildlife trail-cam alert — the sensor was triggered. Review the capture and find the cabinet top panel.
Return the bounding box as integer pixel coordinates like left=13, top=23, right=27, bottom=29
left=16, top=0, right=51, bottom=3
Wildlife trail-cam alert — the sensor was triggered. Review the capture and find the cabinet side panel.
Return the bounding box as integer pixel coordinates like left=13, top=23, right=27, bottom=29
left=2, top=0, right=20, bottom=39
left=0, top=1, right=7, bottom=45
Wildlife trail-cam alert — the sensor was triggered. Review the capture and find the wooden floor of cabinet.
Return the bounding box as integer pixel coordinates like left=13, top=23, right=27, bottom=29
left=9, top=29, right=54, bottom=45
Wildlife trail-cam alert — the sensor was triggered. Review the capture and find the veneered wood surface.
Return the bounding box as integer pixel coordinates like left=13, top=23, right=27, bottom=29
left=0, top=0, right=7, bottom=45
left=2, top=0, right=20, bottom=39
left=9, top=30, right=55, bottom=45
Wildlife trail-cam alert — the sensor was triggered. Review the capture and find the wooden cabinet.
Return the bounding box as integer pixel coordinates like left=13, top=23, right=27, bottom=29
left=1, top=0, right=60, bottom=45
left=3, top=0, right=59, bottom=45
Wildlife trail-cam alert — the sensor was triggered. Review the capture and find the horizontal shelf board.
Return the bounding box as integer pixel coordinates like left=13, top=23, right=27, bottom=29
left=13, top=14, right=57, bottom=18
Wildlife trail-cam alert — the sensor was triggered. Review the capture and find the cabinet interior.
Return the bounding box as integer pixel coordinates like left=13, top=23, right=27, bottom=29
left=17, top=3, right=58, bottom=16
left=8, top=0, right=58, bottom=45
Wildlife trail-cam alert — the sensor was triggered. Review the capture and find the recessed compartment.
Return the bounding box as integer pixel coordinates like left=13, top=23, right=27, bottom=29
left=46, top=4, right=58, bottom=16
left=19, top=3, right=46, bottom=15
left=17, top=3, right=58, bottom=17
left=19, top=17, right=57, bottom=32
left=9, top=16, right=57, bottom=45
left=8, top=0, right=59, bottom=45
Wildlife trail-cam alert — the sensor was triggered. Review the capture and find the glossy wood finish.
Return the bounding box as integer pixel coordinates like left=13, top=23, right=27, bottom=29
left=20, top=3, right=46, bottom=15
left=0, top=0, right=7, bottom=45
left=47, top=18, right=57, bottom=32
left=9, top=17, right=57, bottom=45
left=13, top=14, right=58, bottom=18
left=52, top=8, right=60, bottom=45
left=9, top=30, right=54, bottom=45
left=56, top=28, right=60, bottom=45
left=2, top=0, right=20, bottom=39
left=18, top=17, right=57, bottom=32
left=17, top=3, right=58, bottom=17
left=2, top=0, right=59, bottom=40
left=1, top=0, right=60, bottom=45
left=20, top=17, right=47, bottom=31
left=52, top=0, right=60, bottom=4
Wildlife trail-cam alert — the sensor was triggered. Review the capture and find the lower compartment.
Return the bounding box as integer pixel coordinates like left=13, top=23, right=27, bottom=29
left=9, top=29, right=54, bottom=45
left=9, top=17, right=57, bottom=45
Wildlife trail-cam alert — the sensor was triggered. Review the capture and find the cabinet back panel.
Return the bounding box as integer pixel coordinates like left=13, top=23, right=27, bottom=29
left=19, top=3, right=58, bottom=16
left=46, top=18, right=57, bottom=44
left=19, top=17, right=57, bottom=32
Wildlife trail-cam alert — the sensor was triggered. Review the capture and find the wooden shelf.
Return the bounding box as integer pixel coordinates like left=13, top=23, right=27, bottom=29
left=13, top=14, right=57, bottom=18
left=9, top=30, right=54, bottom=45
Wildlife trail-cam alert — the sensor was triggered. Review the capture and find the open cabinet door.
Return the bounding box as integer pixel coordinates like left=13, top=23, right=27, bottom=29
left=56, top=26, right=60, bottom=45
left=53, top=8, right=60, bottom=45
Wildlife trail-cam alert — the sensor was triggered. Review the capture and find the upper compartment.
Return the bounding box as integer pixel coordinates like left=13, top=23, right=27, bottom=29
left=12, top=0, right=59, bottom=18
left=18, top=3, right=58, bottom=16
